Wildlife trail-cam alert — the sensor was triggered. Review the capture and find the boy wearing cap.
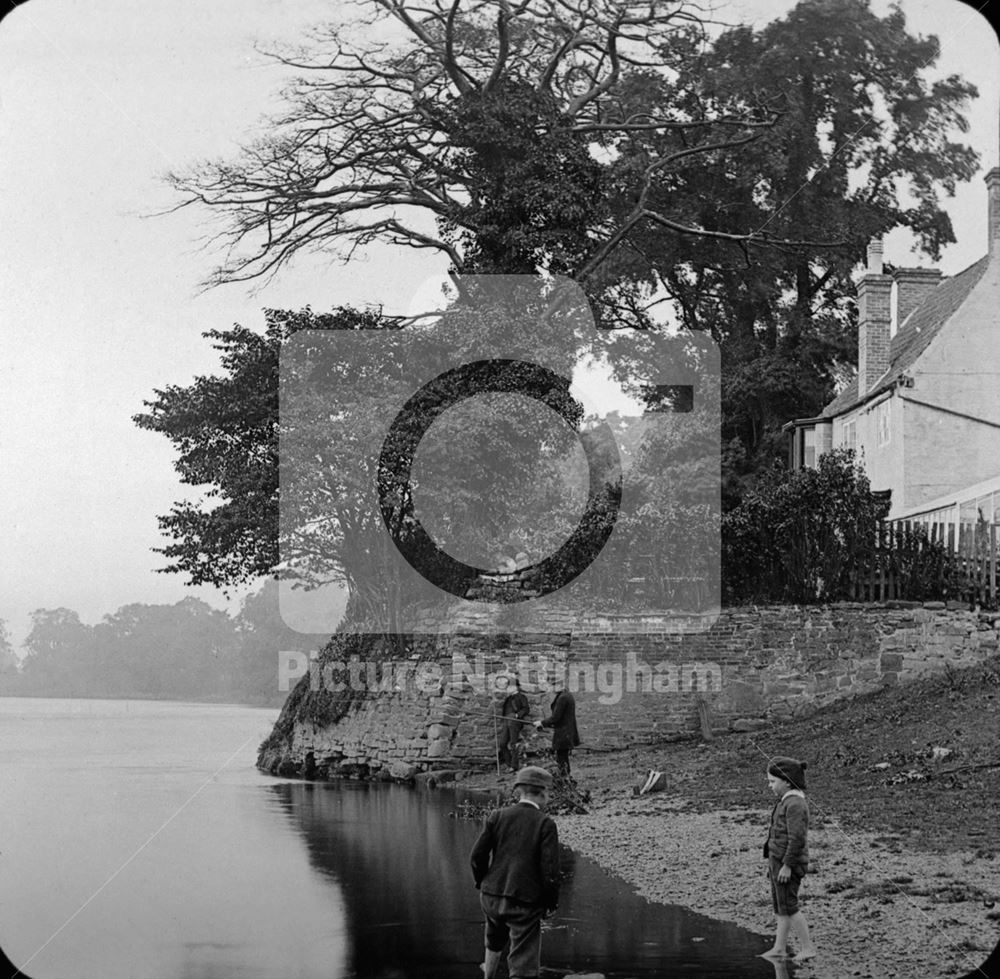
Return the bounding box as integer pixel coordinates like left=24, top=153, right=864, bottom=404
left=762, top=756, right=818, bottom=962
left=470, top=765, right=561, bottom=979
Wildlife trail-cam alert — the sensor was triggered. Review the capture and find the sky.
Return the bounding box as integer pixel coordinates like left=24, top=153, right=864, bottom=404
left=0, top=0, right=997, bottom=650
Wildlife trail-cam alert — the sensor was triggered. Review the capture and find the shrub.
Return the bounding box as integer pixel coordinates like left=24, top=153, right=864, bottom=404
left=722, top=449, right=889, bottom=604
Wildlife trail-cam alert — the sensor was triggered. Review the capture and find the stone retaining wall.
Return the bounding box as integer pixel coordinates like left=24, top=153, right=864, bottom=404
left=277, top=602, right=1000, bottom=778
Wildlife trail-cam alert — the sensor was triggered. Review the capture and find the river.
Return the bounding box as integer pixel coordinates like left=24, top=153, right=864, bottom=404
left=0, top=698, right=786, bottom=978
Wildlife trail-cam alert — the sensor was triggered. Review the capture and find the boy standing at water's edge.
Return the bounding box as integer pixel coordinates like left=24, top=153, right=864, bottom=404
left=471, top=766, right=560, bottom=979
left=762, top=755, right=818, bottom=962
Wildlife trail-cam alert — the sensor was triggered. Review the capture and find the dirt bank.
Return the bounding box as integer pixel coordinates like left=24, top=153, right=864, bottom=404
left=458, top=655, right=1000, bottom=978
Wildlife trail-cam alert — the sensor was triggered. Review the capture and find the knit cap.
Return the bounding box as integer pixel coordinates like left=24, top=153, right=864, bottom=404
left=768, top=756, right=807, bottom=791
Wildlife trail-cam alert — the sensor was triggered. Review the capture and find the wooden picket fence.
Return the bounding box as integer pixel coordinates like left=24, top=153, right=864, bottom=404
left=849, top=519, right=999, bottom=607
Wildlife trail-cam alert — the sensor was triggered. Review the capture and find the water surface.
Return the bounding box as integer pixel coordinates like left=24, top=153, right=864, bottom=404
left=0, top=698, right=784, bottom=978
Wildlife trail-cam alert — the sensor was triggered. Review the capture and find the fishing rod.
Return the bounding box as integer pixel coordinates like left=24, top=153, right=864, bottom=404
left=308, top=688, right=614, bottom=745
left=325, top=687, right=552, bottom=726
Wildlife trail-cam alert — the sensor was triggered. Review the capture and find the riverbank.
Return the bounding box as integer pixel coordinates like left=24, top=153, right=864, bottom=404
left=458, top=654, right=1000, bottom=978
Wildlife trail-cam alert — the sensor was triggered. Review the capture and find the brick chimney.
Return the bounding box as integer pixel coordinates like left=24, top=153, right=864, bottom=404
left=893, top=267, right=942, bottom=327
left=987, top=166, right=1000, bottom=258
left=857, top=240, right=892, bottom=398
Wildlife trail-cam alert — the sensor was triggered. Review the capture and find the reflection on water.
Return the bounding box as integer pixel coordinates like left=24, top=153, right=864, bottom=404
left=0, top=699, right=788, bottom=979
left=271, top=781, right=782, bottom=978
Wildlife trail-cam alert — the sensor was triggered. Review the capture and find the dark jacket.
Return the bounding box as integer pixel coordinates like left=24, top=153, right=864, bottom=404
left=471, top=801, right=560, bottom=910
left=540, top=690, right=580, bottom=751
left=766, top=791, right=810, bottom=868
left=502, top=691, right=530, bottom=720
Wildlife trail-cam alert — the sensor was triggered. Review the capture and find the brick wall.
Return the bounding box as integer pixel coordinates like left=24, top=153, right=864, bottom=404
left=858, top=273, right=892, bottom=396
left=894, top=268, right=942, bottom=326
left=277, top=602, right=999, bottom=778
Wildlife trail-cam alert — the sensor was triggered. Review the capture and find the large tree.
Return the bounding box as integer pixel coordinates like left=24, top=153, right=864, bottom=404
left=611, top=0, right=978, bottom=498
left=166, top=0, right=820, bottom=295
left=136, top=291, right=622, bottom=624
left=147, top=0, right=979, bottom=599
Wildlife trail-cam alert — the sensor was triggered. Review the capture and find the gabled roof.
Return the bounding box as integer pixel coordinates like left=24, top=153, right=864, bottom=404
left=821, top=255, right=990, bottom=419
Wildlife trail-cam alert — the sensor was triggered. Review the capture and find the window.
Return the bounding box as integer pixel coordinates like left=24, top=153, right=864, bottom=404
left=803, top=427, right=816, bottom=468
left=875, top=400, right=890, bottom=447
left=843, top=420, right=857, bottom=454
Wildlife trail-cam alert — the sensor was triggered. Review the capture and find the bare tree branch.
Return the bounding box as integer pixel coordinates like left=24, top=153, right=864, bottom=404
left=168, top=0, right=798, bottom=288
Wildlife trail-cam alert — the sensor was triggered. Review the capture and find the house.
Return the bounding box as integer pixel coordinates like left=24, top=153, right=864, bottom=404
left=784, top=165, right=1000, bottom=532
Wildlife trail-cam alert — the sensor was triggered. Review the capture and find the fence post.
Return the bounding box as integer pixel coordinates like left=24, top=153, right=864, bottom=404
left=992, top=524, right=998, bottom=608
left=889, top=522, right=897, bottom=600
left=934, top=523, right=945, bottom=594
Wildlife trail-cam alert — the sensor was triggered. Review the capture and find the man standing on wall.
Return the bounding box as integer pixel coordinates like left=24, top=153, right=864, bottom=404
left=497, top=674, right=531, bottom=772
left=535, top=678, right=580, bottom=776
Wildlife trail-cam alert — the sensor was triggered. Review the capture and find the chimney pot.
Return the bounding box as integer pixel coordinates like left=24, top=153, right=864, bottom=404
left=987, top=167, right=1000, bottom=256
left=867, top=239, right=884, bottom=274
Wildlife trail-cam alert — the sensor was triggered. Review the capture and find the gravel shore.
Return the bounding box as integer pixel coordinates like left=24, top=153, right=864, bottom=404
left=556, top=785, right=1000, bottom=979
left=457, top=659, right=1000, bottom=977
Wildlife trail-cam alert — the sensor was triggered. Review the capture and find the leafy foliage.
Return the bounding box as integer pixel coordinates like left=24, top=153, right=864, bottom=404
left=133, top=324, right=282, bottom=587
left=0, top=620, right=16, bottom=674
left=611, top=0, right=979, bottom=496
left=134, top=307, right=388, bottom=589
left=435, top=80, right=608, bottom=275
left=146, top=0, right=981, bottom=615
left=721, top=449, right=963, bottom=605
left=139, top=289, right=616, bottom=620
left=722, top=449, right=889, bottom=603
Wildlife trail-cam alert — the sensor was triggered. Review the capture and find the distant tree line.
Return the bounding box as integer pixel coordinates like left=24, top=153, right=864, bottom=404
left=0, top=581, right=330, bottom=706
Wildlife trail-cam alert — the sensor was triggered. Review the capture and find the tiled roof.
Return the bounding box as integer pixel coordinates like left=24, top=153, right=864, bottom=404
left=821, top=255, right=990, bottom=419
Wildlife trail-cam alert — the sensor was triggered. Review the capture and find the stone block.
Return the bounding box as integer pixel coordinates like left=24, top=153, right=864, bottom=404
left=731, top=718, right=768, bottom=732
left=388, top=761, right=418, bottom=781
left=427, top=739, right=451, bottom=759
left=713, top=679, right=766, bottom=713
left=763, top=682, right=794, bottom=696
